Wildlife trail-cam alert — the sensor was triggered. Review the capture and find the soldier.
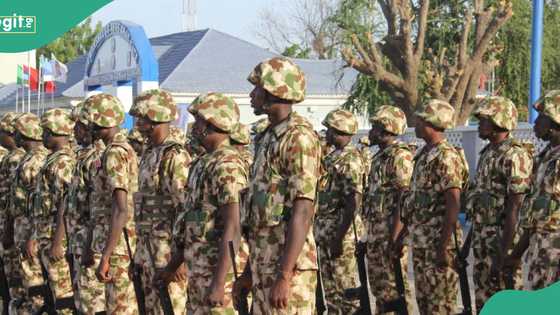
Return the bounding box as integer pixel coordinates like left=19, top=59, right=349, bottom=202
left=233, top=57, right=322, bottom=314
left=0, top=112, right=26, bottom=313
left=468, top=97, right=532, bottom=310
left=25, top=109, right=76, bottom=314
left=10, top=113, right=49, bottom=315
left=230, top=122, right=253, bottom=172
left=83, top=93, right=139, bottom=315
left=403, top=100, right=469, bottom=314
left=133, top=89, right=190, bottom=315
left=67, top=103, right=107, bottom=314
left=158, top=92, right=246, bottom=314
left=314, top=109, right=363, bottom=313
left=365, top=105, right=414, bottom=314
left=127, top=127, right=146, bottom=158
left=507, top=90, right=560, bottom=290
left=358, top=136, right=373, bottom=186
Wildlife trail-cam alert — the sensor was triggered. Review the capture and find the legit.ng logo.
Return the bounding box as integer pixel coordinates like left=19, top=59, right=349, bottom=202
left=0, top=14, right=36, bottom=34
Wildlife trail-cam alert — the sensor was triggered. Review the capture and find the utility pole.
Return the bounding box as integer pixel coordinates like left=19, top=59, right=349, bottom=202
left=182, top=0, right=197, bottom=32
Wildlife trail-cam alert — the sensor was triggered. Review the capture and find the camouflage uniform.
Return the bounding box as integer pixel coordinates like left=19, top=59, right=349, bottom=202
left=127, top=127, right=146, bottom=158
left=314, top=109, right=362, bottom=313
left=364, top=106, right=414, bottom=314
left=31, top=109, right=76, bottom=314
left=133, top=89, right=190, bottom=315
left=66, top=104, right=107, bottom=315
left=10, top=113, right=49, bottom=315
left=0, top=112, right=26, bottom=313
left=469, top=97, right=532, bottom=309
left=84, top=93, right=139, bottom=315
left=403, top=100, right=469, bottom=315
left=519, top=90, right=560, bottom=289
left=182, top=92, right=245, bottom=314
left=358, top=136, right=373, bottom=188
left=246, top=58, right=321, bottom=314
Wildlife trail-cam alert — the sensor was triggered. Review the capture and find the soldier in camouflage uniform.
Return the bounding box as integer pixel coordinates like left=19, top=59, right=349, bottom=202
left=233, top=57, right=321, bottom=314
left=0, top=112, right=26, bottom=313
left=403, top=100, right=469, bottom=314
left=159, top=92, right=246, bottom=314
left=11, top=113, right=49, bottom=315
left=66, top=103, right=107, bottom=314
left=314, top=109, right=363, bottom=313
left=83, top=93, right=139, bottom=315
left=364, top=105, right=414, bottom=314
left=468, top=97, right=532, bottom=310
left=507, top=90, right=560, bottom=290
left=358, top=136, right=373, bottom=188
left=132, top=89, right=190, bottom=315
left=25, top=109, right=76, bottom=314
left=128, top=127, right=146, bottom=158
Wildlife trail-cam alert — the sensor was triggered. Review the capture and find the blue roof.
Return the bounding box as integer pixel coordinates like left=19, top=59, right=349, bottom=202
left=0, top=28, right=357, bottom=109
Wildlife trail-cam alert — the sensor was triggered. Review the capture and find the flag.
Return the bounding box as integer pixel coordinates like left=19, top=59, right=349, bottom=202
left=51, top=54, right=67, bottom=83
left=22, top=65, right=30, bottom=83
left=16, top=65, right=24, bottom=85
left=40, top=55, right=54, bottom=82
left=27, top=66, right=38, bottom=91
left=44, top=81, right=56, bottom=93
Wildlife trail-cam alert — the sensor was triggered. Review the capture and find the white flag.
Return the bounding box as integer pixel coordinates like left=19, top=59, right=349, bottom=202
left=51, top=54, right=68, bottom=83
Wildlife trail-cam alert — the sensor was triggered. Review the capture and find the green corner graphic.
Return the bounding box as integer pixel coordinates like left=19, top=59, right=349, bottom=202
left=481, top=281, right=560, bottom=315
left=0, top=0, right=111, bottom=52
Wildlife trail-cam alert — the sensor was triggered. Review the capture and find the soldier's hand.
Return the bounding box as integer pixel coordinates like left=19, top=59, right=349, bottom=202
left=206, top=281, right=225, bottom=307
left=233, top=272, right=252, bottom=310
left=25, top=239, right=38, bottom=258
left=81, top=249, right=95, bottom=267
left=329, top=239, right=343, bottom=259
left=48, top=243, right=64, bottom=261
left=172, top=263, right=187, bottom=283
left=270, top=273, right=291, bottom=309
left=96, top=256, right=112, bottom=283
left=503, top=255, right=521, bottom=270
left=435, top=249, right=450, bottom=272
left=153, top=266, right=174, bottom=287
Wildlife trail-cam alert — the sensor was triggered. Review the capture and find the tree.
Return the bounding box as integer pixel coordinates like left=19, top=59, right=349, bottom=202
left=37, top=17, right=102, bottom=64
left=336, top=0, right=513, bottom=125
left=254, top=0, right=343, bottom=59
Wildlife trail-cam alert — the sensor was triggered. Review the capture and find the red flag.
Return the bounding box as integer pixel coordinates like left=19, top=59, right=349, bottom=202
left=44, top=81, right=56, bottom=93
left=28, top=66, right=38, bottom=91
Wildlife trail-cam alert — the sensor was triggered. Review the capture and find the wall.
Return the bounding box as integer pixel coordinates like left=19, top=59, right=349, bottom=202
left=0, top=51, right=35, bottom=85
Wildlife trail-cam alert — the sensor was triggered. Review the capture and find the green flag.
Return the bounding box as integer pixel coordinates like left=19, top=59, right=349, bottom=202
left=16, top=64, right=23, bottom=85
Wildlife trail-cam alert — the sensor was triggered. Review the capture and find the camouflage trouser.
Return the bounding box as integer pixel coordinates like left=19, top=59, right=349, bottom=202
left=186, top=268, right=235, bottom=315
left=413, top=247, right=458, bottom=315
left=367, top=242, right=412, bottom=315
left=105, top=254, right=138, bottom=315
left=251, top=268, right=316, bottom=315
left=473, top=231, right=522, bottom=311
left=39, top=245, right=74, bottom=315
left=2, top=247, right=26, bottom=302
left=319, top=238, right=359, bottom=314
left=136, top=236, right=187, bottom=315
left=73, top=253, right=106, bottom=314
left=527, top=231, right=560, bottom=290
left=17, top=253, right=44, bottom=315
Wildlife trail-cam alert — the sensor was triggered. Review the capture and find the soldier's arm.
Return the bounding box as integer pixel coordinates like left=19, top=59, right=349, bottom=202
left=102, top=188, right=129, bottom=259
left=501, top=194, right=524, bottom=258
left=438, top=188, right=461, bottom=254
left=211, top=202, right=241, bottom=291
left=336, top=193, right=361, bottom=244
left=508, top=228, right=531, bottom=261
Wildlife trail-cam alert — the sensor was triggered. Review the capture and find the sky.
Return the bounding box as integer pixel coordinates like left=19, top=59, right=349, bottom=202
left=91, top=0, right=277, bottom=48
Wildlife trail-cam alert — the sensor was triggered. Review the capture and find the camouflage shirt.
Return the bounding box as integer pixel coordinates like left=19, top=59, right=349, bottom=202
left=315, top=144, right=364, bottom=245
left=0, top=148, right=26, bottom=210
left=67, top=140, right=105, bottom=255
left=31, top=145, right=76, bottom=241
left=247, top=112, right=321, bottom=273
left=363, top=141, right=414, bottom=244
left=468, top=138, right=532, bottom=227
left=182, top=143, right=246, bottom=273
left=90, top=130, right=139, bottom=256
left=520, top=144, right=560, bottom=232
left=11, top=146, right=49, bottom=245
left=404, top=140, right=468, bottom=248
left=137, top=135, right=191, bottom=240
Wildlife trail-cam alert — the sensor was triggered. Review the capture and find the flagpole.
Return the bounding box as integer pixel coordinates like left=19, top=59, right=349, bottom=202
left=37, top=55, right=41, bottom=114
left=27, top=51, right=31, bottom=112
left=15, top=83, right=18, bottom=112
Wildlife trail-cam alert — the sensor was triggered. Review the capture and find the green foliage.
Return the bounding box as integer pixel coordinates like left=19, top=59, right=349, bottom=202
left=36, top=17, right=102, bottom=65
left=281, top=44, right=312, bottom=58
left=342, top=73, right=391, bottom=117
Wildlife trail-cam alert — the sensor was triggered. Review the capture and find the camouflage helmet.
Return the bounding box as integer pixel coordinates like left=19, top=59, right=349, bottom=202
left=133, top=89, right=177, bottom=123
left=0, top=112, right=20, bottom=134
left=474, top=96, right=518, bottom=131
left=127, top=127, right=145, bottom=144
left=15, top=113, right=43, bottom=141
left=248, top=57, right=306, bottom=103
left=359, top=136, right=370, bottom=146
left=188, top=92, right=240, bottom=133
left=84, top=93, right=125, bottom=128
left=322, top=109, right=358, bottom=135
left=370, top=105, right=407, bottom=135
left=71, top=102, right=90, bottom=126
left=251, top=118, right=270, bottom=135
left=41, top=108, right=75, bottom=136
left=230, top=122, right=251, bottom=145
left=533, top=90, right=560, bottom=125
left=416, top=99, right=455, bottom=130
left=170, top=125, right=187, bottom=144
left=128, top=100, right=146, bottom=118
